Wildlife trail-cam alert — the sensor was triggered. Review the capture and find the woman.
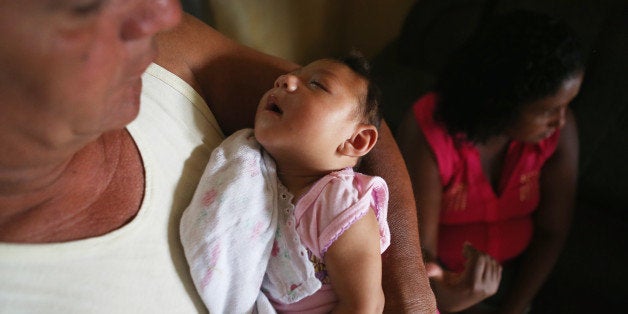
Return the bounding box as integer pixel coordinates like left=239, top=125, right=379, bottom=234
left=397, top=10, right=585, bottom=313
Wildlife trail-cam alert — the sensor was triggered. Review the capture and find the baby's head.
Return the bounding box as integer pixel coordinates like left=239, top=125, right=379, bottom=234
left=254, top=51, right=382, bottom=174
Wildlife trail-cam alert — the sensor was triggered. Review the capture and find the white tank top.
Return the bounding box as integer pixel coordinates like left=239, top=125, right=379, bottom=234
left=0, top=64, right=224, bottom=313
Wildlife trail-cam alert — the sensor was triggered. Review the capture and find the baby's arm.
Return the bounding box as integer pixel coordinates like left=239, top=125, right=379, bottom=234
left=324, top=209, right=385, bottom=313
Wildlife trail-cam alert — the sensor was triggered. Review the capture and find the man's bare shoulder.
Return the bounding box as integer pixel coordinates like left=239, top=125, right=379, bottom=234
left=154, top=13, right=236, bottom=90
left=154, top=13, right=296, bottom=99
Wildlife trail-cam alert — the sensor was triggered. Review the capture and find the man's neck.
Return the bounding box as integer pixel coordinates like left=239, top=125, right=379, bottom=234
left=0, top=129, right=143, bottom=243
left=0, top=159, right=72, bottom=196
left=0, top=125, right=99, bottom=196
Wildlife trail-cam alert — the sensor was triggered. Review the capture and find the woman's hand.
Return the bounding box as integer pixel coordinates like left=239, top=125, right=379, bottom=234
left=427, top=244, right=502, bottom=312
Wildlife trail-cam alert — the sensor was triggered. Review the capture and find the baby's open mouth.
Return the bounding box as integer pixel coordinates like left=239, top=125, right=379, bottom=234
left=266, top=95, right=283, bottom=114
left=269, top=103, right=282, bottom=114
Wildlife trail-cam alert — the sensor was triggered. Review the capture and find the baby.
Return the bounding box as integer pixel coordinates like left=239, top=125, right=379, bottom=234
left=181, top=52, right=390, bottom=313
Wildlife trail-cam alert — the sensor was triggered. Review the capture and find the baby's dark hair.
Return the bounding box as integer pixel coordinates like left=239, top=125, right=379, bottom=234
left=335, top=50, right=383, bottom=129
left=434, top=10, right=585, bottom=143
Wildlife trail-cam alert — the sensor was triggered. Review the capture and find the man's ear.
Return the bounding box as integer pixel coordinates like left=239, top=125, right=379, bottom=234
left=338, top=125, right=378, bottom=157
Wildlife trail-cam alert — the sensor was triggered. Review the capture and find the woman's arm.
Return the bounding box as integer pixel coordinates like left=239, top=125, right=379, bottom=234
left=396, top=109, right=442, bottom=264
left=361, top=120, right=438, bottom=313
left=396, top=108, right=501, bottom=312
left=500, top=110, right=578, bottom=313
left=325, top=210, right=385, bottom=313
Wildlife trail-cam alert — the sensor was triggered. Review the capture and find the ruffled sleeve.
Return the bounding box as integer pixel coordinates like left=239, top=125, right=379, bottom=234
left=294, top=168, right=390, bottom=260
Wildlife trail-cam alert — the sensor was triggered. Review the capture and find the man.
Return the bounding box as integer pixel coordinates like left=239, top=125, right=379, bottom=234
left=0, top=1, right=435, bottom=312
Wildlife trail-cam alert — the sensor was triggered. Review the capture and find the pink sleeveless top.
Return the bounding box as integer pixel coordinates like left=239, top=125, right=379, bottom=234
left=413, top=93, right=559, bottom=271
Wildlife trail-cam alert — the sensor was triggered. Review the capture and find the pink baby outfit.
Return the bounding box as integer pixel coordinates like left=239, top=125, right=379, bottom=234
left=413, top=93, right=560, bottom=271
left=267, top=168, right=390, bottom=313
left=180, top=128, right=389, bottom=313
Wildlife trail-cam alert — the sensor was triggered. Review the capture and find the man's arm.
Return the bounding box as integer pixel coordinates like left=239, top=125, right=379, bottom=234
left=361, top=121, right=438, bottom=313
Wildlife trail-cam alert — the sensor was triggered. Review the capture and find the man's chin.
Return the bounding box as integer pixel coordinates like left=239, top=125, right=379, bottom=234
left=115, top=80, right=143, bottom=126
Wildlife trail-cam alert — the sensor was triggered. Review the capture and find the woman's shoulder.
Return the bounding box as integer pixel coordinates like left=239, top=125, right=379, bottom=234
left=412, top=92, right=438, bottom=119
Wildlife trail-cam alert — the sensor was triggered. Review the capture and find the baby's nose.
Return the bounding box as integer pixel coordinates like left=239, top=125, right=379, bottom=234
left=274, top=74, right=298, bottom=92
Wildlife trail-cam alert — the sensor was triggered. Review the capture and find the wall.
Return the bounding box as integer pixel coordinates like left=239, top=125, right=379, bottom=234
left=207, top=0, right=416, bottom=64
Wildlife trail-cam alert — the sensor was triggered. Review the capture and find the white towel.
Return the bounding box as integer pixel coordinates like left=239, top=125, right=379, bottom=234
left=180, top=129, right=279, bottom=314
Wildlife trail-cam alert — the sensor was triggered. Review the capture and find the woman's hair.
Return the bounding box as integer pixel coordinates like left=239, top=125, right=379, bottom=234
left=336, top=50, right=383, bottom=129
left=434, top=10, right=585, bottom=143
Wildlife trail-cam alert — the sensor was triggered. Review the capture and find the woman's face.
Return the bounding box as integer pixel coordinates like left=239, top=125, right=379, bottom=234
left=0, top=0, right=181, bottom=147
left=507, top=72, right=584, bottom=143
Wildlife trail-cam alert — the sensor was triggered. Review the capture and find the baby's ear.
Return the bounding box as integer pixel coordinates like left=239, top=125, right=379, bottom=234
left=338, top=125, right=378, bottom=157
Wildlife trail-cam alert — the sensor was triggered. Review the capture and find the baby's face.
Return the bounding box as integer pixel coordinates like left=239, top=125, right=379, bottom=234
left=254, top=59, right=367, bottom=172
